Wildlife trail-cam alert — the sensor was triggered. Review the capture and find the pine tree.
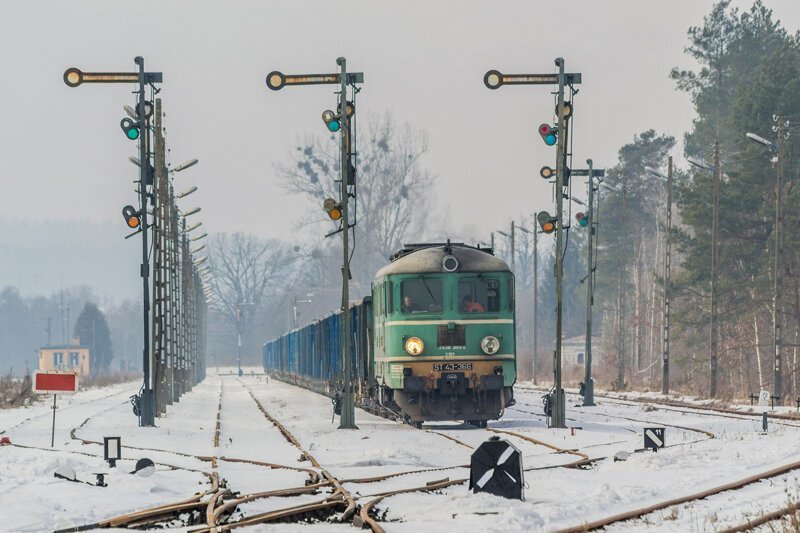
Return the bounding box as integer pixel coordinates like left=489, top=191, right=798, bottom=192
left=73, top=302, right=113, bottom=374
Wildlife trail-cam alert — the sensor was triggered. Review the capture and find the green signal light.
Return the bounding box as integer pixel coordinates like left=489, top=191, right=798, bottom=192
left=120, top=118, right=140, bottom=141
left=327, top=120, right=340, bottom=133
left=579, top=217, right=588, bottom=227
left=545, top=134, right=557, bottom=146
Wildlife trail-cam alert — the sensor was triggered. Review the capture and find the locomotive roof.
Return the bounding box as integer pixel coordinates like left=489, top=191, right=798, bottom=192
left=374, top=242, right=511, bottom=278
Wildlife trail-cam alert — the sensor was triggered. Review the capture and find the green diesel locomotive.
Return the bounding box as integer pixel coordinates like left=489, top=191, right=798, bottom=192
left=264, top=241, right=517, bottom=426
left=372, top=242, right=516, bottom=426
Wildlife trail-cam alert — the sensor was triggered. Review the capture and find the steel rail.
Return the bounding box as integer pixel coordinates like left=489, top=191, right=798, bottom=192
left=555, top=459, right=800, bottom=532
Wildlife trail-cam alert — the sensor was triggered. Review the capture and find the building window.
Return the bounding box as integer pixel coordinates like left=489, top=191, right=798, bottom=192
left=53, top=352, right=64, bottom=368
left=69, top=352, right=80, bottom=367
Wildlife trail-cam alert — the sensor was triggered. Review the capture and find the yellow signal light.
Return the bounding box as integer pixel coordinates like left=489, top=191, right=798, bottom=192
left=323, top=197, right=343, bottom=221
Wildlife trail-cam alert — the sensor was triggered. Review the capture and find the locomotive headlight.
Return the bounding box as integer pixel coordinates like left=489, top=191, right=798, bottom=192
left=481, top=336, right=500, bottom=355
left=405, top=337, right=424, bottom=355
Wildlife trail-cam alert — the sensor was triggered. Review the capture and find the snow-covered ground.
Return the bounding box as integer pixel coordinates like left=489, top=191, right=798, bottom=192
left=1, top=370, right=798, bottom=532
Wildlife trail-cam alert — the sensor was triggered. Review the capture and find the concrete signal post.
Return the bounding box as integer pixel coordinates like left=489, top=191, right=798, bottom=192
left=484, top=58, right=582, bottom=429
left=266, top=59, right=363, bottom=429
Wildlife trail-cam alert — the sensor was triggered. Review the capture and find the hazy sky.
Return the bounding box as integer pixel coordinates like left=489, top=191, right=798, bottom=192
left=4, top=0, right=800, bottom=249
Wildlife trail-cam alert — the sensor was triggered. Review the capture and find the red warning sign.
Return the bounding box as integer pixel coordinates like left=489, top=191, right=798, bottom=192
left=33, top=372, right=79, bottom=394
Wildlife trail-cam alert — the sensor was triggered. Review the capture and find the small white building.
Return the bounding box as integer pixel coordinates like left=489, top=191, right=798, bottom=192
left=562, top=335, right=603, bottom=367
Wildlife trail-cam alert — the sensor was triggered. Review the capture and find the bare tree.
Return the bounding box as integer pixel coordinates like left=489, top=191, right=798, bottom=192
left=207, top=233, right=296, bottom=358
left=275, top=112, right=436, bottom=290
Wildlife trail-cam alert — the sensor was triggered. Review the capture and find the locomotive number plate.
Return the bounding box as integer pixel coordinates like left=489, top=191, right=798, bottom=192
left=433, top=363, right=472, bottom=371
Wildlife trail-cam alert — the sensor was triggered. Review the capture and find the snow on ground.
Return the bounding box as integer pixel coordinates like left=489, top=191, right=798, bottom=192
left=1, top=370, right=799, bottom=532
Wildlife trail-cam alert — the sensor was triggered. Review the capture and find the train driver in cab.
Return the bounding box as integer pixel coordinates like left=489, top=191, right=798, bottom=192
left=403, top=295, right=421, bottom=313
left=462, top=294, right=485, bottom=313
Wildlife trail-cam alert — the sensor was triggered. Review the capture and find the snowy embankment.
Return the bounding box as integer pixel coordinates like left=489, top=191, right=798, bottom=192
left=1, top=371, right=798, bottom=532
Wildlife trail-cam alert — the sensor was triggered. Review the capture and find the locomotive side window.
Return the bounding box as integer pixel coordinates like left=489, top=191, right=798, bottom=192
left=458, top=277, right=500, bottom=313
left=385, top=281, right=392, bottom=316
left=401, top=277, right=443, bottom=313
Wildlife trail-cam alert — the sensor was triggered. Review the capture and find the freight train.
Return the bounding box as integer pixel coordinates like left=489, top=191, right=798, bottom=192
left=263, top=241, right=516, bottom=426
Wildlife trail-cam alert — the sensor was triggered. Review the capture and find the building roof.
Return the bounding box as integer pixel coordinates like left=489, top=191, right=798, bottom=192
left=374, top=242, right=510, bottom=278
left=39, top=345, right=89, bottom=351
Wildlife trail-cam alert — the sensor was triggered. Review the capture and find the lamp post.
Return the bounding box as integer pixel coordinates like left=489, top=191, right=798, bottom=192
left=496, top=221, right=516, bottom=272
left=236, top=302, right=254, bottom=377
left=292, top=294, right=314, bottom=329
left=646, top=157, right=673, bottom=395
left=687, top=151, right=720, bottom=398
left=747, top=120, right=789, bottom=404
left=517, top=224, right=538, bottom=384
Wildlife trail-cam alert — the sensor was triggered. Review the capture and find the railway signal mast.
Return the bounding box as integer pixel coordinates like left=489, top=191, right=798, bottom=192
left=484, top=58, right=581, bottom=428
left=64, top=58, right=163, bottom=427
left=570, top=162, right=605, bottom=407
left=267, top=58, right=363, bottom=429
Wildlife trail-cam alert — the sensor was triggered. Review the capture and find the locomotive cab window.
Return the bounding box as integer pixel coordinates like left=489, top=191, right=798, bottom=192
left=401, top=277, right=443, bottom=313
left=458, top=277, right=500, bottom=313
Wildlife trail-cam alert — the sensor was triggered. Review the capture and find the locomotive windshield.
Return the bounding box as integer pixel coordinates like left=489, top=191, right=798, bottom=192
left=401, top=277, right=443, bottom=313
left=458, top=276, right=501, bottom=313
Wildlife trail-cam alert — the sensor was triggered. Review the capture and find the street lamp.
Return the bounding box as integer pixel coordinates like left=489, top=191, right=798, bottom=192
left=176, top=186, right=198, bottom=199
left=170, top=159, right=199, bottom=174
left=646, top=158, right=673, bottom=395
left=747, top=119, right=789, bottom=403
left=496, top=221, right=515, bottom=271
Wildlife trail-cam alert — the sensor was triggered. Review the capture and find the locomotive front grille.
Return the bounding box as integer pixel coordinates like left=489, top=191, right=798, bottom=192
left=438, top=324, right=466, bottom=348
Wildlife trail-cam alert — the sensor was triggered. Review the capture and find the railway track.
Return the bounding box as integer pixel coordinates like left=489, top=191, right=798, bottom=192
left=516, top=384, right=800, bottom=426
left=555, top=458, right=800, bottom=532
left=0, top=386, right=134, bottom=436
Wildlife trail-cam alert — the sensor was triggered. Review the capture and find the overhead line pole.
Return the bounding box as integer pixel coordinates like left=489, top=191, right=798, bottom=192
left=774, top=118, right=787, bottom=403
left=710, top=142, right=720, bottom=398
left=533, top=219, right=538, bottom=385
left=663, top=156, right=672, bottom=395
left=582, top=160, right=596, bottom=407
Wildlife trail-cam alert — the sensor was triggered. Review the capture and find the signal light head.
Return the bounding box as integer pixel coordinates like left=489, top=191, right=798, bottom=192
left=540, top=166, right=555, bottom=179
left=322, top=110, right=341, bottom=133
left=323, top=197, right=343, bottom=220
left=122, top=205, right=141, bottom=229
left=576, top=212, right=588, bottom=227
left=537, top=211, right=557, bottom=234
left=538, top=123, right=558, bottom=146
left=120, top=118, right=140, bottom=140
